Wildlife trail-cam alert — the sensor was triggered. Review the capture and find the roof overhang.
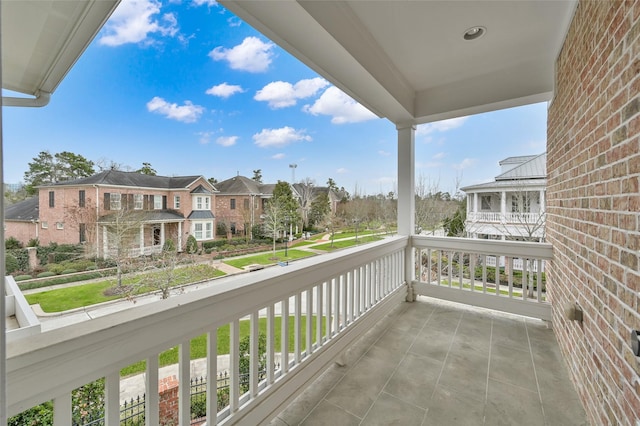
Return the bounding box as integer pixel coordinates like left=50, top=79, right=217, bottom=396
left=1, top=0, right=121, bottom=107
left=220, top=0, right=577, bottom=125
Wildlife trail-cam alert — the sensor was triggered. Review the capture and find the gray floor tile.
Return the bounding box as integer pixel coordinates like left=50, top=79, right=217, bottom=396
left=362, top=391, right=426, bottom=425
left=410, top=328, right=454, bottom=361
left=424, top=386, right=485, bottom=426
left=489, top=343, right=538, bottom=392
left=485, top=379, right=544, bottom=426
left=300, top=399, right=361, bottom=426
left=383, top=352, right=442, bottom=408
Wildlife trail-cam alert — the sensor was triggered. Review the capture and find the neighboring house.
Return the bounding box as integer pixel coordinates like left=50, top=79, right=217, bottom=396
left=462, top=153, right=546, bottom=241
left=291, top=183, right=344, bottom=222
left=5, top=171, right=217, bottom=256
left=4, top=197, right=39, bottom=243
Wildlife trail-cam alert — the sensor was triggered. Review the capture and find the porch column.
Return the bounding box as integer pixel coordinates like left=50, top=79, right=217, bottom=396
left=397, top=124, right=416, bottom=301
left=500, top=191, right=507, bottom=223
left=139, top=225, right=144, bottom=255
left=540, top=189, right=545, bottom=212
left=160, top=222, right=165, bottom=247
left=397, top=124, right=415, bottom=236
left=473, top=193, right=478, bottom=213
left=178, top=222, right=183, bottom=252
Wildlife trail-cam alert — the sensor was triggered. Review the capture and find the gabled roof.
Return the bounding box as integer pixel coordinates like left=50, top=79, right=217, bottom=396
left=190, top=185, right=214, bottom=195
left=215, top=175, right=275, bottom=196
left=495, top=153, right=546, bottom=181
left=5, top=197, right=39, bottom=222
left=41, top=170, right=211, bottom=191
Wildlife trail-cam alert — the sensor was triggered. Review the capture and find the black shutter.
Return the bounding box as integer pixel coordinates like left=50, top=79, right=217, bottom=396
left=143, top=195, right=150, bottom=210
left=104, top=193, right=110, bottom=211
left=128, top=194, right=134, bottom=210
left=163, top=195, right=167, bottom=210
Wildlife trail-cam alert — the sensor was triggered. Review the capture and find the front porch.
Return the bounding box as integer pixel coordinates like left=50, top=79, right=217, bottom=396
left=272, top=296, right=586, bottom=425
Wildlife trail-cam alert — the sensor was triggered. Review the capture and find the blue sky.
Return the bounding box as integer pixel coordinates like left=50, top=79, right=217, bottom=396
left=3, top=0, right=547, bottom=196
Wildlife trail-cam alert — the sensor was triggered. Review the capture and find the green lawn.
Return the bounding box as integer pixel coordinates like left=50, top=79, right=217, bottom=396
left=223, top=249, right=315, bottom=268
left=312, top=236, right=383, bottom=251
left=120, top=315, right=325, bottom=377
left=25, top=264, right=225, bottom=312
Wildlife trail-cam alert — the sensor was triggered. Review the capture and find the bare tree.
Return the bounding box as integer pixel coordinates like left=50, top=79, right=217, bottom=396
left=297, top=178, right=316, bottom=228
left=262, top=197, right=287, bottom=256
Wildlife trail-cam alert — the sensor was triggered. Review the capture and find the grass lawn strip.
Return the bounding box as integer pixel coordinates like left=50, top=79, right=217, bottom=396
left=312, top=235, right=382, bottom=251
left=120, top=316, right=325, bottom=377
left=25, top=264, right=225, bottom=312
left=223, top=249, right=315, bottom=269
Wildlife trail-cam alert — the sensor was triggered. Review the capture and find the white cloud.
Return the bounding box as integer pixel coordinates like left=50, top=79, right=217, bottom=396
left=272, top=153, right=286, bottom=160
left=206, top=83, right=245, bottom=98
left=192, top=0, right=218, bottom=6
left=146, top=96, right=204, bottom=123
left=216, top=136, right=238, bottom=147
left=336, top=168, right=349, bottom=174
left=453, top=158, right=476, bottom=170
left=433, top=152, right=446, bottom=160
left=378, top=150, right=391, bottom=157
left=417, top=116, right=469, bottom=135
left=303, top=86, right=378, bottom=124
left=227, top=17, right=242, bottom=27
left=197, top=131, right=213, bottom=144
left=253, top=127, right=311, bottom=148
left=416, top=161, right=443, bottom=169
left=99, top=0, right=179, bottom=46
left=255, top=78, right=329, bottom=109
left=209, top=37, right=275, bottom=73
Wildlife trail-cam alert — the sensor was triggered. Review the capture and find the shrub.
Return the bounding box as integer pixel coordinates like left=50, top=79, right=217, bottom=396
left=5, top=236, right=22, bottom=250
left=14, top=275, right=33, bottom=281
left=5, top=253, right=19, bottom=274
left=61, top=269, right=78, bottom=274
left=37, top=271, right=56, bottom=278
left=27, top=238, right=40, bottom=247
left=186, top=235, right=198, bottom=254
left=11, top=249, right=30, bottom=272
left=163, top=239, right=176, bottom=252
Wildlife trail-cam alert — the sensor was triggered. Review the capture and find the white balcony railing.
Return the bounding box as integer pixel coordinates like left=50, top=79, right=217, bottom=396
left=412, top=236, right=553, bottom=320
left=8, top=235, right=554, bottom=424
left=468, top=211, right=544, bottom=224
left=7, top=237, right=408, bottom=424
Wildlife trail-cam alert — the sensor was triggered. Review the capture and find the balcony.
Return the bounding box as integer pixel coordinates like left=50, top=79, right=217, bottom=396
left=7, top=236, right=585, bottom=425
left=467, top=211, right=544, bottom=225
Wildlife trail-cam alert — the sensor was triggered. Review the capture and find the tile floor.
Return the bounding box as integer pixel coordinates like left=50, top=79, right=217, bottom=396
left=270, top=296, right=588, bottom=426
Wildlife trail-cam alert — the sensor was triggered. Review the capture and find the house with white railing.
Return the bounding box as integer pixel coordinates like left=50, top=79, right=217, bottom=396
left=2, top=1, right=638, bottom=426
left=462, top=153, right=546, bottom=242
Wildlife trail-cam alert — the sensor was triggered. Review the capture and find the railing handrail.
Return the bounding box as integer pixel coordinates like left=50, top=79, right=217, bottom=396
left=7, top=236, right=409, bottom=415
left=412, top=235, right=552, bottom=259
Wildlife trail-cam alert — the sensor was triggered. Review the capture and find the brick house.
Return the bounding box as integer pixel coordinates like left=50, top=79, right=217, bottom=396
left=214, top=175, right=275, bottom=236
left=462, top=153, right=546, bottom=241
left=6, top=170, right=217, bottom=256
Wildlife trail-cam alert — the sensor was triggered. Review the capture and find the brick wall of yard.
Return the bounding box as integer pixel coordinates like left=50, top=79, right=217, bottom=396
left=547, top=1, right=640, bottom=425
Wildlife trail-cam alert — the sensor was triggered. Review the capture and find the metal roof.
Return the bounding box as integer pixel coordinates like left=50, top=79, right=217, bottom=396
left=187, top=211, right=215, bottom=220
left=495, top=153, right=547, bottom=181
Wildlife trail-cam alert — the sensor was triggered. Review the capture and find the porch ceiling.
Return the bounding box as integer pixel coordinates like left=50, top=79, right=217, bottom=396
left=1, top=0, right=120, bottom=99
left=219, top=0, right=577, bottom=125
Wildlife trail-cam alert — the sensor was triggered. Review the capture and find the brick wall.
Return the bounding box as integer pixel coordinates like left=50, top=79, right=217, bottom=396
left=547, top=1, right=640, bottom=425
left=159, top=376, right=179, bottom=426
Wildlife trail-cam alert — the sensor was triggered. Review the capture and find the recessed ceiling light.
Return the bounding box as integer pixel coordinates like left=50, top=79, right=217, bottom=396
left=463, top=26, right=486, bottom=41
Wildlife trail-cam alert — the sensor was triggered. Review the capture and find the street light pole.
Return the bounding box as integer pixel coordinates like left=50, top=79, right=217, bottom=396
left=284, top=216, right=289, bottom=257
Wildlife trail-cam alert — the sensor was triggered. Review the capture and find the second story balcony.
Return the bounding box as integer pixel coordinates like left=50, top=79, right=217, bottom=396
left=7, top=236, right=585, bottom=425
left=468, top=211, right=545, bottom=225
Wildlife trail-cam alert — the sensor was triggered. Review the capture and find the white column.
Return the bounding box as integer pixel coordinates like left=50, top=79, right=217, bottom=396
left=397, top=124, right=416, bottom=301
left=178, top=222, right=183, bottom=252
left=160, top=222, right=165, bottom=247
left=397, top=124, right=415, bottom=236
left=540, top=189, right=546, bottom=212
left=473, top=193, right=478, bottom=213
left=139, top=224, right=144, bottom=255
left=500, top=191, right=507, bottom=223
